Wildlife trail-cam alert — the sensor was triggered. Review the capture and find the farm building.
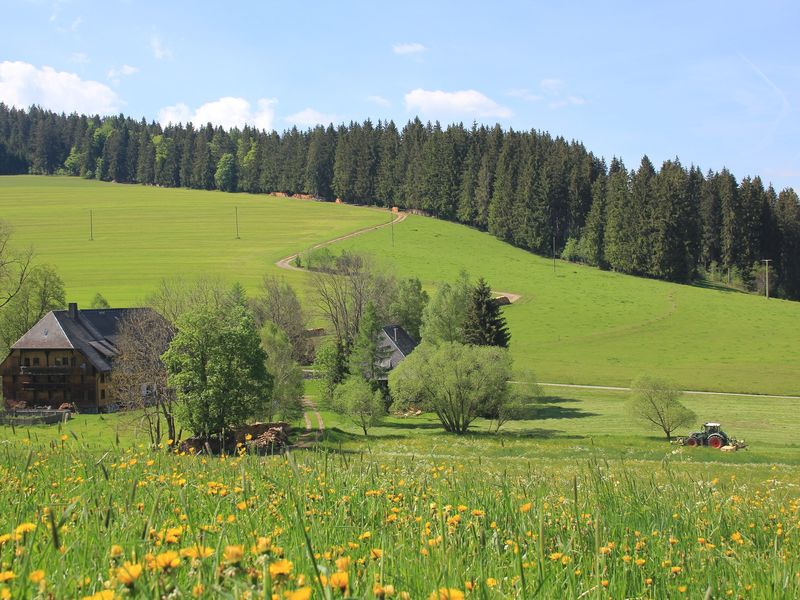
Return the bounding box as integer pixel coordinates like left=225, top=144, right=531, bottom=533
left=0, top=303, right=158, bottom=413
left=377, top=324, right=419, bottom=377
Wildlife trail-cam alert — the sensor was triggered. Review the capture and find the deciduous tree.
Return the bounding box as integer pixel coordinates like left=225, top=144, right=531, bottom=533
left=627, top=376, right=695, bottom=441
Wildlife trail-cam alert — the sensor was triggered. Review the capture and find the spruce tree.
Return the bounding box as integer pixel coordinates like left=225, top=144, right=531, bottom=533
left=463, top=278, right=510, bottom=348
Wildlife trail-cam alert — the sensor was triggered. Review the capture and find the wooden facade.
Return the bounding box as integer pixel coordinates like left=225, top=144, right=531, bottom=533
left=0, top=303, right=145, bottom=413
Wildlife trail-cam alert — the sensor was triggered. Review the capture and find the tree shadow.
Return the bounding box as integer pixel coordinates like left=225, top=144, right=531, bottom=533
left=379, top=421, right=442, bottom=430
left=466, top=428, right=584, bottom=440
left=519, top=396, right=599, bottom=420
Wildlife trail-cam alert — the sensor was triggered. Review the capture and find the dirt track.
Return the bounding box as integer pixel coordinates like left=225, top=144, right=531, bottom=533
left=276, top=210, right=407, bottom=272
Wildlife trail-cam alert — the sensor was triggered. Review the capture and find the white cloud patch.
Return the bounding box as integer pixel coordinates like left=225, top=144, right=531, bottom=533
left=404, top=88, right=512, bottom=119
left=107, top=64, right=139, bottom=84
left=393, top=42, right=426, bottom=55
left=508, top=79, right=587, bottom=109
left=367, top=95, right=391, bottom=108
left=150, top=34, right=172, bottom=60
left=0, top=60, right=120, bottom=114
left=284, top=108, right=339, bottom=128
left=507, top=88, right=542, bottom=102
left=158, top=97, right=277, bottom=131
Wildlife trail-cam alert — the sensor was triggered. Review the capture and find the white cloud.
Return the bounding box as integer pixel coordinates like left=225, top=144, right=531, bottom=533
left=540, top=78, right=564, bottom=94
left=284, top=108, right=339, bottom=128
left=507, top=88, right=542, bottom=102
left=107, top=64, right=139, bottom=83
left=393, top=42, right=426, bottom=55
left=367, top=95, right=391, bottom=108
left=158, top=97, right=277, bottom=131
left=150, top=34, right=172, bottom=60
left=548, top=95, right=587, bottom=109
left=0, top=60, right=120, bottom=114
left=404, top=88, right=512, bottom=119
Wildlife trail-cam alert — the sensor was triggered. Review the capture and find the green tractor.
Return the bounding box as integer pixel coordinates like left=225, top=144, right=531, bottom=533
left=683, top=422, right=730, bottom=449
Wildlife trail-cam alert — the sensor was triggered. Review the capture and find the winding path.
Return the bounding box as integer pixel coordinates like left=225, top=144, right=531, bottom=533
left=276, top=210, right=408, bottom=272
left=295, top=397, right=325, bottom=448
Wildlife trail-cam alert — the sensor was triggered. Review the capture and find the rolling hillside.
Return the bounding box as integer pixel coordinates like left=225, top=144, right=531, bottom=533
left=2, top=176, right=798, bottom=395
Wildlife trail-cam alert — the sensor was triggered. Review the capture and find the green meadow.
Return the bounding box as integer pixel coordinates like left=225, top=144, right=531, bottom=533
left=1, top=176, right=799, bottom=396
left=0, top=175, right=387, bottom=305
left=334, top=215, right=800, bottom=396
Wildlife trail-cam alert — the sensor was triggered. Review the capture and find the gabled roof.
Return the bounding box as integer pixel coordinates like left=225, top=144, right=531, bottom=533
left=379, top=325, right=418, bottom=358
left=11, top=306, right=154, bottom=372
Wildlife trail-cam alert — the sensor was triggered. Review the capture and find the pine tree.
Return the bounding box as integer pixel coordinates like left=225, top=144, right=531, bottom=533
left=463, top=278, right=510, bottom=348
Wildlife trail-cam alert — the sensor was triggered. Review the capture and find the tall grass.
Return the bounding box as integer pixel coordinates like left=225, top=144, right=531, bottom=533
left=0, top=440, right=796, bottom=598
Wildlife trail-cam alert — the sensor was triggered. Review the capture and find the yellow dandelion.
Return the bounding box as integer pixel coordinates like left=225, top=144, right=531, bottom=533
left=109, top=544, right=124, bottom=558
left=429, top=589, right=464, bottom=600
left=269, top=558, right=293, bottom=579
left=116, top=562, right=142, bottom=586
left=370, top=548, right=383, bottom=560
left=335, top=556, right=351, bottom=572
left=223, top=545, right=245, bottom=564
left=329, top=570, right=349, bottom=591
left=28, top=569, right=45, bottom=584
left=154, top=550, right=181, bottom=571
left=0, top=571, right=15, bottom=583
left=285, top=589, right=312, bottom=600
left=15, top=523, right=35, bottom=535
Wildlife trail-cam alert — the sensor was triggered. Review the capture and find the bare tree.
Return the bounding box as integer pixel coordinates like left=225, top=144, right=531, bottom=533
left=312, top=252, right=395, bottom=350
left=111, top=309, right=177, bottom=446
left=251, top=276, right=310, bottom=363
left=0, top=220, right=33, bottom=310
left=145, top=275, right=236, bottom=324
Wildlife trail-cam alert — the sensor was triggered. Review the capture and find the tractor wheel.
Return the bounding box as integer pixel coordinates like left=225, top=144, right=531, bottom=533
left=708, top=434, right=724, bottom=449
left=686, top=437, right=698, bottom=447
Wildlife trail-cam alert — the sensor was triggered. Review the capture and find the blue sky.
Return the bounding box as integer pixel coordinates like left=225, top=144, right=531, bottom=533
left=1, top=0, right=799, bottom=190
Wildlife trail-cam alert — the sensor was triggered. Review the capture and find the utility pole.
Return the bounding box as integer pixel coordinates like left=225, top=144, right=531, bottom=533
left=235, top=207, right=240, bottom=239
left=762, top=259, right=772, bottom=299
left=89, top=209, right=93, bottom=241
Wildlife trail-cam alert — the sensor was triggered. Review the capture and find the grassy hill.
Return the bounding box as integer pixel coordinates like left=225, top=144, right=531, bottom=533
left=0, top=175, right=388, bottom=304
left=333, top=215, right=800, bottom=396
left=2, top=176, right=799, bottom=395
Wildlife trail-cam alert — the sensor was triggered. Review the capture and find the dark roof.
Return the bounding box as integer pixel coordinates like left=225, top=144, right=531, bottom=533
left=380, top=325, right=418, bottom=358
left=12, top=307, right=154, bottom=372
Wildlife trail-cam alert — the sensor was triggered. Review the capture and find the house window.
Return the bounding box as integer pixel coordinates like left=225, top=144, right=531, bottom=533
left=100, top=389, right=106, bottom=400
left=24, top=358, right=30, bottom=366
left=32, top=357, right=40, bottom=366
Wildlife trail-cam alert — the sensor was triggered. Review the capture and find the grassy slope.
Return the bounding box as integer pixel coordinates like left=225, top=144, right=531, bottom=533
left=334, top=215, right=800, bottom=395
left=1, top=176, right=798, bottom=395
left=0, top=175, right=388, bottom=305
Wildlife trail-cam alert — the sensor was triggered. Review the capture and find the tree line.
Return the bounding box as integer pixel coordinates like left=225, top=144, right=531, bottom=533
left=1, top=103, right=798, bottom=299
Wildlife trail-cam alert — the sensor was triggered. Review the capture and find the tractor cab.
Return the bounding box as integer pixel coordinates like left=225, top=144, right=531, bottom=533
left=685, top=422, right=729, bottom=448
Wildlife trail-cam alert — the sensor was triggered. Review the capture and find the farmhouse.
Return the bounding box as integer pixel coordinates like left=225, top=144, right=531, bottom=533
left=0, top=303, right=155, bottom=413
left=377, top=324, right=418, bottom=377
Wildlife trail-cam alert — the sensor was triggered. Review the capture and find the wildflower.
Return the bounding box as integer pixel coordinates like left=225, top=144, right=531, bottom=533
left=373, top=583, right=396, bottom=597
left=15, top=523, right=36, bottom=535
left=116, top=562, right=143, bottom=586
left=370, top=548, right=383, bottom=560
left=285, top=589, right=312, bottom=600
left=81, top=592, right=118, bottom=600
left=679, top=585, right=688, bottom=593
left=329, top=570, right=349, bottom=592
left=109, top=545, right=124, bottom=558
left=601, top=580, right=609, bottom=588
left=237, top=501, right=247, bottom=511
left=60, top=434, right=68, bottom=442
left=154, top=550, right=181, bottom=571
left=671, top=566, right=682, bottom=575
left=180, top=546, right=214, bottom=560
left=520, top=502, right=533, bottom=513
left=485, top=577, right=497, bottom=587
left=635, top=558, right=646, bottom=567
left=0, top=572, right=14, bottom=583
left=471, top=509, right=485, bottom=517
left=335, top=556, right=351, bottom=572
left=224, top=545, right=245, bottom=564
left=29, top=569, right=45, bottom=584
left=429, top=589, right=464, bottom=600
left=270, top=559, right=293, bottom=579
left=192, top=584, right=204, bottom=597
left=359, top=531, right=371, bottom=540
